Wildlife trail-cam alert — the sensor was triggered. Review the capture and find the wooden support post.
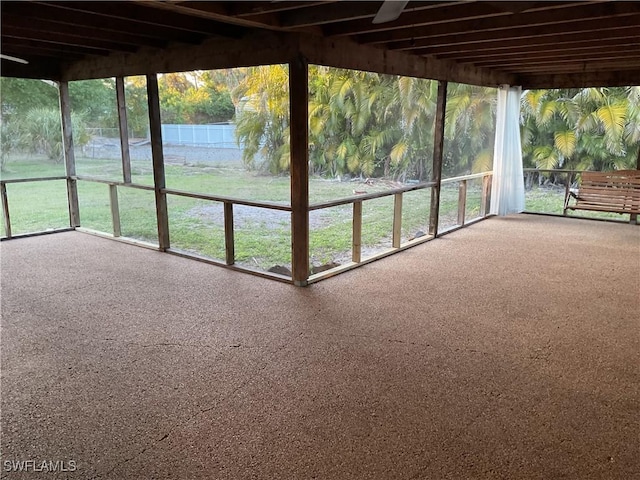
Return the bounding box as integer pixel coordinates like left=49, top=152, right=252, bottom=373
left=224, top=202, right=235, bottom=265
left=392, top=193, right=403, bottom=248
left=631, top=148, right=640, bottom=223
left=563, top=171, right=573, bottom=216
left=457, top=180, right=467, bottom=226
left=59, top=81, right=80, bottom=227
left=109, top=184, right=121, bottom=237
left=352, top=200, right=362, bottom=263
left=116, top=76, right=132, bottom=183
left=1, top=184, right=11, bottom=238
left=428, top=80, right=447, bottom=237
left=289, top=55, right=309, bottom=286
left=146, top=74, right=170, bottom=250
left=480, top=174, right=492, bottom=217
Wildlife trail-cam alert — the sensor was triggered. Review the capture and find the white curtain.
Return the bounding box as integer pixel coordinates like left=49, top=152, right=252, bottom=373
left=490, top=85, right=525, bottom=216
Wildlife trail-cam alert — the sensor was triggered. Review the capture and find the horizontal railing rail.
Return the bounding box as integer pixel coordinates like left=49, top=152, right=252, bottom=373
left=163, top=188, right=292, bottom=212
left=74, top=175, right=156, bottom=191
left=1, top=175, right=68, bottom=184
left=441, top=171, right=492, bottom=184
left=309, top=181, right=435, bottom=211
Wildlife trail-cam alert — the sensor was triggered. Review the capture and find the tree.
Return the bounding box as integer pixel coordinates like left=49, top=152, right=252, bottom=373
left=124, top=76, right=151, bottom=139
left=158, top=72, right=235, bottom=124
left=234, top=65, right=290, bottom=173
left=69, top=79, right=117, bottom=129
left=521, top=87, right=639, bottom=173
left=443, top=83, right=496, bottom=177
left=0, top=78, right=58, bottom=115
left=309, top=68, right=401, bottom=178
left=235, top=66, right=496, bottom=180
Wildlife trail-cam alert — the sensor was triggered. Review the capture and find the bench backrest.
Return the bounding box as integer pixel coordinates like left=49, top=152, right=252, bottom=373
left=581, top=169, right=640, bottom=186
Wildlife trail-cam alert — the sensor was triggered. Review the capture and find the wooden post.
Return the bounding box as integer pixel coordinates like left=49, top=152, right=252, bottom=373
left=480, top=174, right=492, bottom=217
left=1, top=184, right=11, bottom=238
left=428, top=80, right=447, bottom=237
left=59, top=81, right=80, bottom=227
left=457, top=180, right=467, bottom=226
left=352, top=200, right=362, bottom=263
left=146, top=74, right=170, bottom=250
left=109, top=184, right=121, bottom=237
left=631, top=148, right=640, bottom=223
left=392, top=193, right=403, bottom=248
left=563, top=171, right=573, bottom=216
left=289, top=55, right=309, bottom=286
left=224, top=202, right=235, bottom=265
left=116, top=76, right=132, bottom=183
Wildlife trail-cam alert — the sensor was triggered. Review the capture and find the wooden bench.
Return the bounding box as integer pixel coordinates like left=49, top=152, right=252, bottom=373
left=564, top=170, right=640, bottom=222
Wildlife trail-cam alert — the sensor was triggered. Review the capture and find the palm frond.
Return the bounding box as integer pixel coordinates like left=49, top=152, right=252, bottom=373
left=554, top=130, right=576, bottom=158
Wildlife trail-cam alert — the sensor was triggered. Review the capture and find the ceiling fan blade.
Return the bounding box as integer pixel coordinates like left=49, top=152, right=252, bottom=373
left=1, top=54, right=29, bottom=64
left=372, top=0, right=409, bottom=24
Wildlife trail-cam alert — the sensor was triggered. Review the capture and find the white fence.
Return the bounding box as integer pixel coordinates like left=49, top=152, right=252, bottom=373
left=161, top=123, right=239, bottom=147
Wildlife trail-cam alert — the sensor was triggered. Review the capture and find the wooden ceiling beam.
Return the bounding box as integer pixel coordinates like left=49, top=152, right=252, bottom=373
left=361, top=9, right=640, bottom=45
left=59, top=30, right=515, bottom=88
left=134, top=1, right=285, bottom=30
left=2, top=2, right=207, bottom=45
left=298, top=34, right=514, bottom=87
left=457, top=45, right=640, bottom=65
left=404, top=27, right=640, bottom=56
left=2, top=27, right=139, bottom=53
left=230, top=1, right=338, bottom=17
left=380, top=1, right=637, bottom=47
left=470, top=52, right=640, bottom=70
left=60, top=31, right=299, bottom=81
left=279, top=1, right=457, bottom=29
left=2, top=37, right=110, bottom=58
left=519, top=69, right=640, bottom=88
left=1, top=13, right=168, bottom=49
left=0, top=45, right=87, bottom=61
left=324, top=2, right=509, bottom=37
left=434, top=36, right=640, bottom=60
left=510, top=60, right=640, bottom=74
left=35, top=1, right=245, bottom=38
left=403, top=19, right=640, bottom=55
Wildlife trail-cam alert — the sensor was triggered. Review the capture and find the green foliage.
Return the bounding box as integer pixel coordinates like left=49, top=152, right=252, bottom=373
left=521, top=87, right=639, bottom=171
left=234, top=65, right=290, bottom=173
left=69, top=79, right=117, bottom=128
left=0, top=78, right=58, bottom=114
left=124, top=76, right=150, bottom=138
left=21, top=108, right=90, bottom=163
left=233, top=66, right=497, bottom=180
left=1, top=116, right=27, bottom=171
left=158, top=72, right=235, bottom=124
left=443, top=83, right=497, bottom=177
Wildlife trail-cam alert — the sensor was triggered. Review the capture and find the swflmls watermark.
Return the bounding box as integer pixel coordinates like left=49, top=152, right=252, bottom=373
left=3, top=460, right=77, bottom=473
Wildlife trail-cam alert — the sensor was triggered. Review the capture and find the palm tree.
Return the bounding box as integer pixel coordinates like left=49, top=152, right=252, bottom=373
left=521, top=87, right=639, bottom=173
left=390, top=76, right=438, bottom=181
left=234, top=65, right=290, bottom=173
left=443, top=83, right=497, bottom=177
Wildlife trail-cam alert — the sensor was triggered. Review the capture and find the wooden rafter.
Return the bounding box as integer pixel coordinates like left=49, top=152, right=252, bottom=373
left=0, top=1, right=638, bottom=88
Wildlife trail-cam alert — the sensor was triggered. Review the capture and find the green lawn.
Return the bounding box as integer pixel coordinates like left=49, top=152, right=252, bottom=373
left=3, top=156, right=626, bottom=272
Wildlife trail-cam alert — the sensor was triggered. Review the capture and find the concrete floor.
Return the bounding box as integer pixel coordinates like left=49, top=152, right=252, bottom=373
left=1, top=214, right=638, bottom=479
